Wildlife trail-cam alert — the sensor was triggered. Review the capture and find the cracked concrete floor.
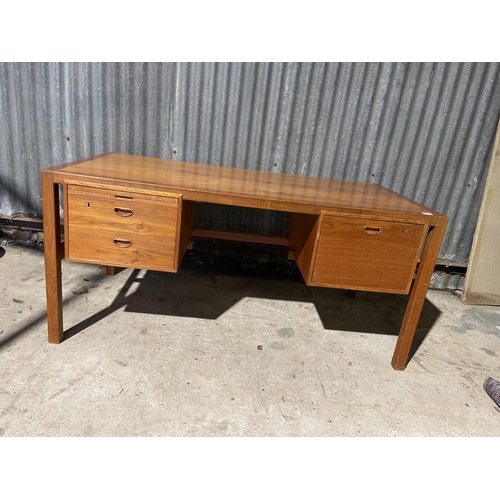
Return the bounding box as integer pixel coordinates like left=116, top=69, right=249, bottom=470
left=1, top=243, right=500, bottom=436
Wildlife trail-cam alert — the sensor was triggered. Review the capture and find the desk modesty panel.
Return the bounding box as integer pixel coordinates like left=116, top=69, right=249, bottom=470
left=41, top=153, right=448, bottom=370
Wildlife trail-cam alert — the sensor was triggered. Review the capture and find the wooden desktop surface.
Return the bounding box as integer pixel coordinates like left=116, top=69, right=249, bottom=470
left=51, top=153, right=445, bottom=220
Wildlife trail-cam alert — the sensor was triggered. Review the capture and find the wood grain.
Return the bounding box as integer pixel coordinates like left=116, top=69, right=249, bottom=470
left=67, top=228, right=177, bottom=271
left=52, top=153, right=446, bottom=220
left=391, top=222, right=448, bottom=370
left=67, top=182, right=180, bottom=204
left=67, top=193, right=179, bottom=237
left=288, top=212, right=322, bottom=283
left=177, top=200, right=196, bottom=270
left=65, top=182, right=182, bottom=271
left=41, top=170, right=64, bottom=343
left=191, top=228, right=289, bottom=246
left=311, top=215, right=428, bottom=294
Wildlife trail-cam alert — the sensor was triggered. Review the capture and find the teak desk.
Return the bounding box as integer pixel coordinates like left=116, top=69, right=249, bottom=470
left=41, top=153, right=448, bottom=370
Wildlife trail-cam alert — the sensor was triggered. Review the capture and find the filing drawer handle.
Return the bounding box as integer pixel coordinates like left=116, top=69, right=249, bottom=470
left=364, top=226, right=382, bottom=235
left=113, top=238, right=132, bottom=248
left=114, top=207, right=134, bottom=217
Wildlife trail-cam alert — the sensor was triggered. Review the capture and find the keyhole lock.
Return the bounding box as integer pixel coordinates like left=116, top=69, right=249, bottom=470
left=87, top=202, right=91, bottom=208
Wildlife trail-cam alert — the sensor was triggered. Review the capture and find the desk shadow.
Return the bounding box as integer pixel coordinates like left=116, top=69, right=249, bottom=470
left=65, top=262, right=441, bottom=362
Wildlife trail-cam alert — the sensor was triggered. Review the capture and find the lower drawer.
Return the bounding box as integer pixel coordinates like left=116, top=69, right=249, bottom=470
left=67, top=228, right=176, bottom=272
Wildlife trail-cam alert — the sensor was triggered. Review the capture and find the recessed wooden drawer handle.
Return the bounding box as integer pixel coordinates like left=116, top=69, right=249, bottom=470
left=113, top=238, right=132, bottom=248
left=114, top=207, right=134, bottom=217
left=364, top=226, right=382, bottom=235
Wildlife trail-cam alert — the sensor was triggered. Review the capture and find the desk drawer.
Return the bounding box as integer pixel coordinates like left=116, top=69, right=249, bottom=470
left=67, top=184, right=179, bottom=205
left=311, top=215, right=427, bottom=294
left=67, top=228, right=176, bottom=271
left=67, top=194, right=178, bottom=237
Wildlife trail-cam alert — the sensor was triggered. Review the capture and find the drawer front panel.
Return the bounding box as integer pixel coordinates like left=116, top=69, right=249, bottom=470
left=67, top=228, right=176, bottom=271
left=311, top=215, right=427, bottom=294
left=67, top=183, right=179, bottom=205
left=67, top=194, right=178, bottom=237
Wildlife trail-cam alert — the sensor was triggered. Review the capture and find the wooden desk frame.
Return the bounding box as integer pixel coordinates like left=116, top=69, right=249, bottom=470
left=41, top=153, right=448, bottom=370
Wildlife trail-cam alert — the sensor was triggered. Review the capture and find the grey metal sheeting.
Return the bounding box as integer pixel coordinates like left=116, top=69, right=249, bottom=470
left=1, top=62, right=499, bottom=288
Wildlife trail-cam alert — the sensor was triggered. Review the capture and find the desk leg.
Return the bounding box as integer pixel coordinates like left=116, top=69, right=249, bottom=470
left=41, top=171, right=64, bottom=343
left=391, top=224, right=447, bottom=371
left=106, top=266, right=116, bottom=276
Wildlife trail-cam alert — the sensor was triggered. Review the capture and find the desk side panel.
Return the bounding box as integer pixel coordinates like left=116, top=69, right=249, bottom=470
left=288, top=212, right=321, bottom=283
left=177, top=200, right=196, bottom=270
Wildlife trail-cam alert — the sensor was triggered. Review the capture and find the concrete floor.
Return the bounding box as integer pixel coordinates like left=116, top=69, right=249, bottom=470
left=1, top=242, right=500, bottom=437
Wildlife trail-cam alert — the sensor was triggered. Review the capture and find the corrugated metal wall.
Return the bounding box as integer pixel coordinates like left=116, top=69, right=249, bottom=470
left=1, top=62, right=500, bottom=284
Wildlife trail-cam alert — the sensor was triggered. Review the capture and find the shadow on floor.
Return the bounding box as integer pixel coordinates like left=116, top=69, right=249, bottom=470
left=63, top=262, right=441, bottom=364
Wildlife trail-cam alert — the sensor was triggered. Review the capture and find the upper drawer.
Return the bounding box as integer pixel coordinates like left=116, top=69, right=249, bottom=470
left=67, top=183, right=179, bottom=206
left=67, top=195, right=179, bottom=237
left=311, top=215, right=428, bottom=294
left=66, top=183, right=180, bottom=237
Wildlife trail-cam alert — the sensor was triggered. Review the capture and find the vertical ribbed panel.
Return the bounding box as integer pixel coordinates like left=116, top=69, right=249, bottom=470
left=1, top=62, right=500, bottom=268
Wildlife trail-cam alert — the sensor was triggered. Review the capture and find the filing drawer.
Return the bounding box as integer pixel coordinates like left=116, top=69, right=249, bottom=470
left=311, top=215, right=427, bottom=294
